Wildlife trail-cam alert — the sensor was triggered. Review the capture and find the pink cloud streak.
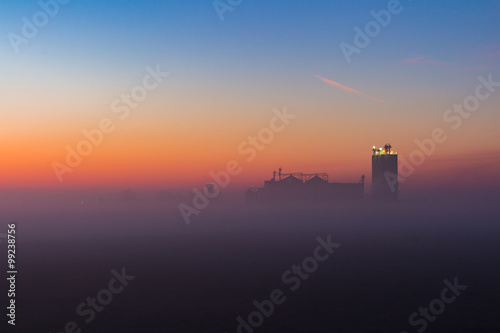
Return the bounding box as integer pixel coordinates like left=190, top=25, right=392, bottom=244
left=401, top=55, right=444, bottom=65
left=400, top=55, right=489, bottom=71
left=314, top=74, right=385, bottom=104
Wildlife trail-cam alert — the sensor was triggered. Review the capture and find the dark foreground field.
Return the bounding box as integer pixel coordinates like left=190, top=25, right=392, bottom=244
left=2, top=196, right=500, bottom=333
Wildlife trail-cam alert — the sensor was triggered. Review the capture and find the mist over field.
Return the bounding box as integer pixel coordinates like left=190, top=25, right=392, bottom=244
left=1, top=188, right=499, bottom=332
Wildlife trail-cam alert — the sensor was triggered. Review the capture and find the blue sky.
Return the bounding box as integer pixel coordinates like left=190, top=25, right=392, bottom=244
left=3, top=0, right=499, bottom=78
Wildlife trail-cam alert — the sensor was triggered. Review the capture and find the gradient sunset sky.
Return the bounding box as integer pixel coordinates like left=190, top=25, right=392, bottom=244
left=1, top=0, right=499, bottom=194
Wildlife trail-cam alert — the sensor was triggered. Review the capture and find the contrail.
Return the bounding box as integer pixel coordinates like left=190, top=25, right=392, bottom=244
left=314, top=74, right=385, bottom=103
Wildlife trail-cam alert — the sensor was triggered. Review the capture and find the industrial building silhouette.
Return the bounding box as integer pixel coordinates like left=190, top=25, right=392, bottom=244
left=245, top=144, right=398, bottom=203
left=371, top=144, right=398, bottom=201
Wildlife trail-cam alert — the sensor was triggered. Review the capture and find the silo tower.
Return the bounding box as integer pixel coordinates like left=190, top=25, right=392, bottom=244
left=371, top=144, right=398, bottom=201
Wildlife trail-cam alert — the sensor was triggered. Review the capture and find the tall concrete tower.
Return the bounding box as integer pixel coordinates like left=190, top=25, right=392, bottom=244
left=371, top=144, right=398, bottom=201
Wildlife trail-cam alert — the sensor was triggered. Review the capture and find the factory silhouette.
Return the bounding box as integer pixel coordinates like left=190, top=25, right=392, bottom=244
left=245, top=144, right=398, bottom=203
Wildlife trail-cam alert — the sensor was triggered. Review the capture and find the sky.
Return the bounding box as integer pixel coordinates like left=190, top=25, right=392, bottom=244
left=1, top=0, right=499, bottom=194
